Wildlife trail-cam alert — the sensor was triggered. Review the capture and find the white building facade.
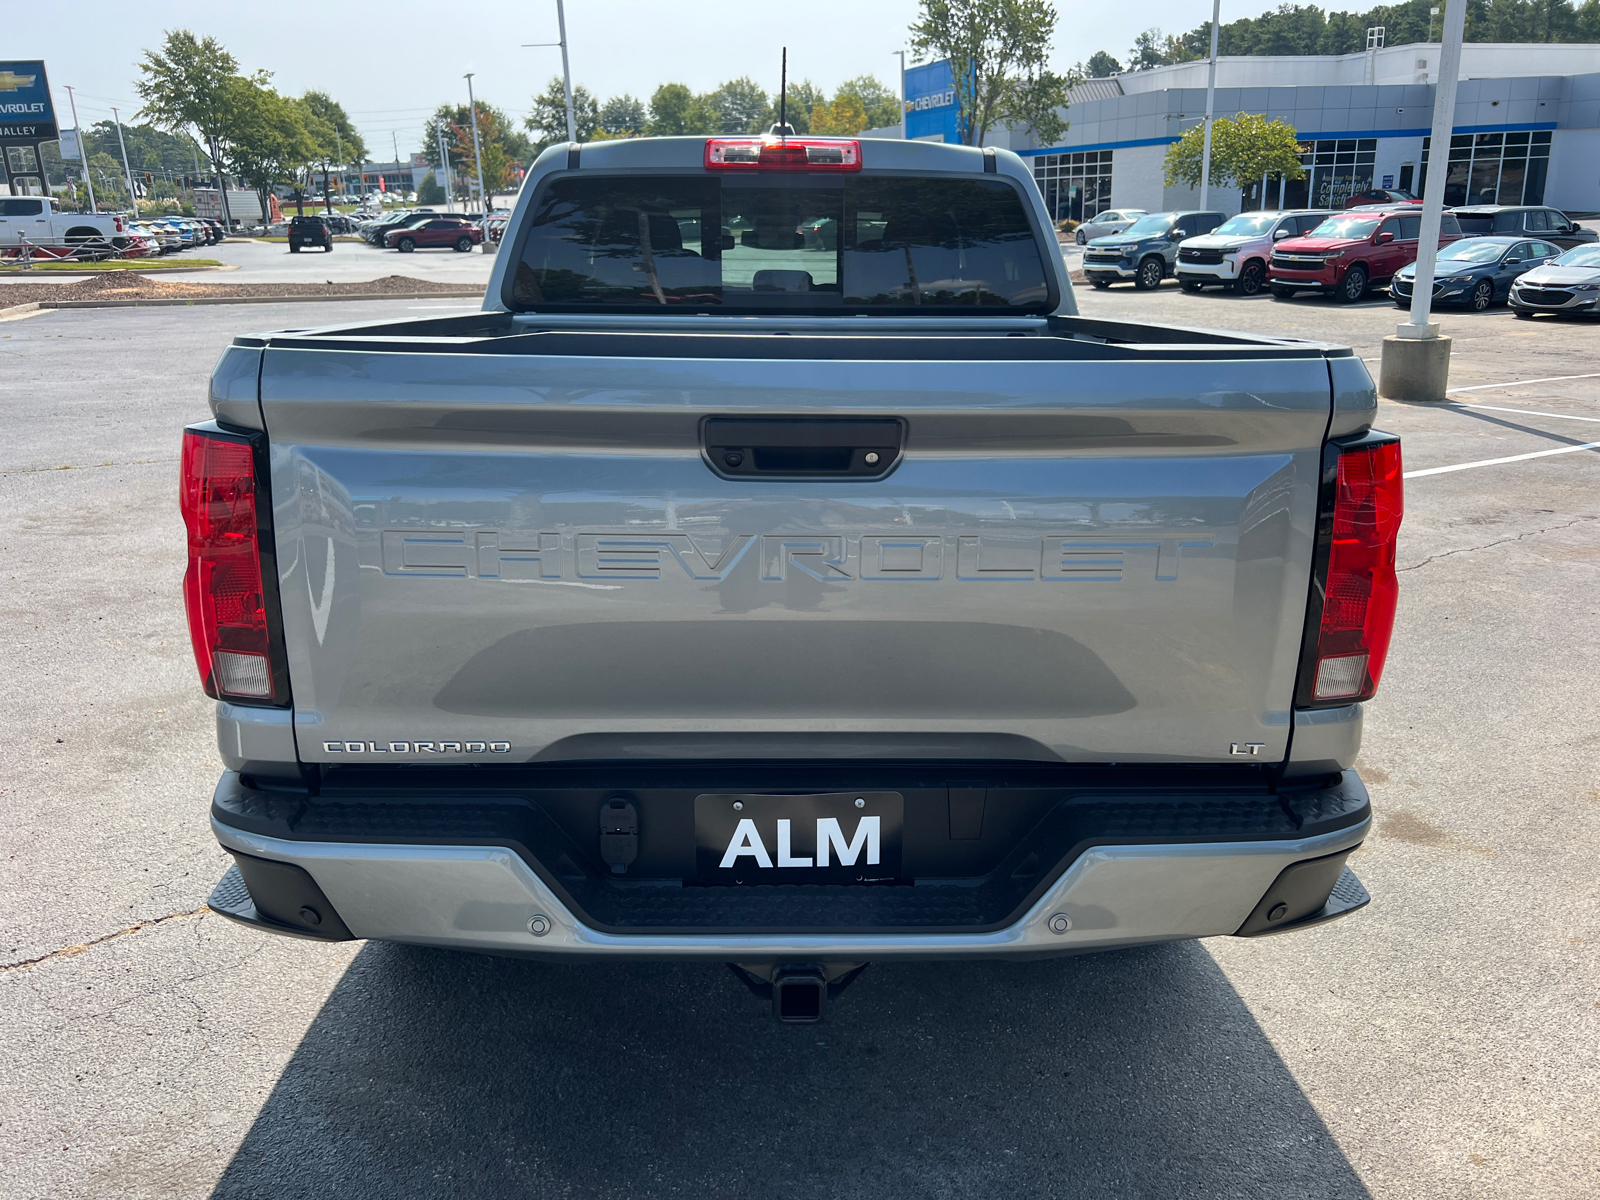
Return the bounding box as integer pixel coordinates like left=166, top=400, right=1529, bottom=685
left=988, top=43, right=1599, bottom=220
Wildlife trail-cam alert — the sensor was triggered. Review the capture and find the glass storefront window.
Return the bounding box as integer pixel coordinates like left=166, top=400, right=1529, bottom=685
left=1422, top=130, right=1550, bottom=206
left=1031, top=151, right=1115, bottom=223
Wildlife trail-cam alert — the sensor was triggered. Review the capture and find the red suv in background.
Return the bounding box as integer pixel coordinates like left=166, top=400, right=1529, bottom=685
left=1269, top=207, right=1462, bottom=302
left=385, top=216, right=482, bottom=253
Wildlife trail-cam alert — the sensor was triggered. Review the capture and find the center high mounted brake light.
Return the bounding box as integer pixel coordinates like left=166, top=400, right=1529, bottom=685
left=181, top=427, right=284, bottom=704
left=1299, top=434, right=1404, bottom=705
left=704, top=137, right=862, bottom=171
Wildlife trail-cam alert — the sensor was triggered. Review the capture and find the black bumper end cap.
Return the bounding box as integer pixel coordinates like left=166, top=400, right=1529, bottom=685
left=208, top=859, right=354, bottom=942
left=1233, top=861, right=1370, bottom=938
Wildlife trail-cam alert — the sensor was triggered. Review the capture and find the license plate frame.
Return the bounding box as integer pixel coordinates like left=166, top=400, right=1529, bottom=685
left=693, top=791, right=904, bottom=886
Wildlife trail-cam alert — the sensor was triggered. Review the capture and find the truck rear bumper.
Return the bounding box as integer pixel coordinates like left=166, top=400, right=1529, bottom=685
left=208, top=770, right=1371, bottom=959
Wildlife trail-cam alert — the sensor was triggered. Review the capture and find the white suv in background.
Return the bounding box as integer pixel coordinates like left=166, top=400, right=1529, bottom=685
left=1176, top=210, right=1331, bottom=295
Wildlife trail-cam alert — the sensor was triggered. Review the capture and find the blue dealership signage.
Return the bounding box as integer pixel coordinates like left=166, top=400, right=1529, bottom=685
left=1, top=61, right=58, bottom=196
left=904, top=59, right=962, bottom=143
left=0, top=61, right=57, bottom=141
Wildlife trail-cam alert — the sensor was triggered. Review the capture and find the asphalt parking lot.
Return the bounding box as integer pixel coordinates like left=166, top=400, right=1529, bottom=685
left=2, top=286, right=1596, bottom=1199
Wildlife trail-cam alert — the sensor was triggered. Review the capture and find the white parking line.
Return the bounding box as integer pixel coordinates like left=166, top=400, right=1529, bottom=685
left=1447, top=372, right=1600, bottom=393
left=1405, top=440, right=1600, bottom=478
left=1453, top=403, right=1600, bottom=424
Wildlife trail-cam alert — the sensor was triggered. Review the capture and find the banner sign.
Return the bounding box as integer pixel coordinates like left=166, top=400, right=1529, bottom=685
left=58, top=127, right=81, bottom=160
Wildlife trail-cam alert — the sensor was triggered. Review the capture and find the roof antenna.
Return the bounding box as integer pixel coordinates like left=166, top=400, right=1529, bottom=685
left=771, top=47, right=795, bottom=137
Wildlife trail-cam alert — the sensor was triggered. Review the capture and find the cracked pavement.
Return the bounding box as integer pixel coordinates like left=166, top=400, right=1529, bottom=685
left=1, top=293, right=1596, bottom=1199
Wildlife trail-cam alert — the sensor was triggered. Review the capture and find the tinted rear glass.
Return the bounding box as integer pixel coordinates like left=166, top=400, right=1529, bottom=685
left=509, top=174, right=1050, bottom=312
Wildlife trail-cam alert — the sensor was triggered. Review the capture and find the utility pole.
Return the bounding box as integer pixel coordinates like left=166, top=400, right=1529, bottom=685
left=64, top=86, right=97, bottom=212
left=335, top=131, right=343, bottom=201
left=110, top=107, right=137, bottom=214
left=1379, top=0, right=1466, bottom=400
left=437, top=122, right=455, bottom=213
left=464, top=72, right=488, bottom=213
left=1199, top=0, right=1221, bottom=211
left=522, top=0, right=577, bottom=142
left=894, top=50, right=907, bottom=138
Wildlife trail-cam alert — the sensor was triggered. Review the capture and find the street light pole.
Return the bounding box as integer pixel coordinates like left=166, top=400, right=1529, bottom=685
left=894, top=51, right=907, bottom=138
left=110, top=107, right=138, bottom=216
left=64, top=86, right=96, bottom=212
left=437, top=122, right=454, bottom=213
left=1379, top=0, right=1466, bottom=400
left=556, top=0, right=576, bottom=142
left=1199, top=0, right=1221, bottom=211
left=522, top=0, right=577, bottom=142
left=464, top=72, right=489, bottom=213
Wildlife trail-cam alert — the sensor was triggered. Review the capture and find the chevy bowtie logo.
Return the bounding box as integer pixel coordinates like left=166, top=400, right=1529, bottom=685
left=0, top=71, right=37, bottom=92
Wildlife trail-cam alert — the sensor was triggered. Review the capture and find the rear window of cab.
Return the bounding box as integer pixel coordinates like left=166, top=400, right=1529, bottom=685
left=508, top=174, right=1052, bottom=313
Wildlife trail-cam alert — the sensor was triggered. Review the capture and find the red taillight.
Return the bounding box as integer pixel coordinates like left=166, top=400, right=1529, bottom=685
left=1308, top=438, right=1404, bottom=703
left=705, top=137, right=862, bottom=171
left=180, top=429, right=277, bottom=702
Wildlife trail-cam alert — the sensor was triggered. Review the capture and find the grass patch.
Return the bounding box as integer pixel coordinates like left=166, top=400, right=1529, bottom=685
left=4, top=258, right=226, bottom=272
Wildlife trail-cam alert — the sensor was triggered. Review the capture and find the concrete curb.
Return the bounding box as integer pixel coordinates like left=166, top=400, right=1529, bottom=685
left=0, top=291, right=483, bottom=318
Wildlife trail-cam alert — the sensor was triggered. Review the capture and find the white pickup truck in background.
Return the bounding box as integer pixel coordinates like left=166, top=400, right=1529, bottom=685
left=0, top=195, right=129, bottom=251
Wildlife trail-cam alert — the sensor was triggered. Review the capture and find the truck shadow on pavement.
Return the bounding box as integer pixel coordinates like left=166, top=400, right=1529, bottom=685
left=210, top=940, right=1370, bottom=1198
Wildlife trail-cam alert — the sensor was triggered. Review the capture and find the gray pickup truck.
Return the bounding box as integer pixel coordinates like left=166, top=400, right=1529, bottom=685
left=187, top=134, right=1401, bottom=1021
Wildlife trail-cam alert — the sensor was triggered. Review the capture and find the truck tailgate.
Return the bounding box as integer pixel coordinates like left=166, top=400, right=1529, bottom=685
left=261, top=338, right=1332, bottom=765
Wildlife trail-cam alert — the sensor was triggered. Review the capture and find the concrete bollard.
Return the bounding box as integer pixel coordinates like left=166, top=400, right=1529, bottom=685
left=1379, top=328, right=1452, bottom=402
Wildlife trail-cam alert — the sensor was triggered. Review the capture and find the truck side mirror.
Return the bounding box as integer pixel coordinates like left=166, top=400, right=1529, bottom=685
left=1273, top=228, right=1291, bottom=239
left=1375, top=231, right=1394, bottom=244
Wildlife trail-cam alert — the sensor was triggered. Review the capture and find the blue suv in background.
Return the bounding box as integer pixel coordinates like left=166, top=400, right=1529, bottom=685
left=1083, top=211, right=1227, bottom=290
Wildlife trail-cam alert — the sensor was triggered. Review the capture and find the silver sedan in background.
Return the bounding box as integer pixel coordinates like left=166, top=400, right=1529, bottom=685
left=1074, top=209, right=1147, bottom=244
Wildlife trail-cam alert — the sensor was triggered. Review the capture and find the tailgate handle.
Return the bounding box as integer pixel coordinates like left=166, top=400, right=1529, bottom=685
left=703, top=417, right=903, bottom=480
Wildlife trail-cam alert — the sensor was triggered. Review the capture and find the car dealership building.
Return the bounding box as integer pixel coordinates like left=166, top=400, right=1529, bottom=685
left=877, top=43, right=1600, bottom=220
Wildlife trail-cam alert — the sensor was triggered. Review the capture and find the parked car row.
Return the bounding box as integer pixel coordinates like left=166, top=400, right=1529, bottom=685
left=124, top=216, right=225, bottom=257
left=1081, top=203, right=1595, bottom=313
left=354, top=208, right=484, bottom=252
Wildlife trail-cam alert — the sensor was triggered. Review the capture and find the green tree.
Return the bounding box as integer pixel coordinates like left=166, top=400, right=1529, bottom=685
left=647, top=83, right=696, bottom=135
left=700, top=77, right=770, bottom=134
left=1175, top=0, right=1600, bottom=57
left=425, top=102, right=524, bottom=197
left=452, top=106, right=514, bottom=201
left=834, top=76, right=903, bottom=129
left=766, top=79, right=826, bottom=133
left=1127, top=27, right=1196, bottom=70
left=1163, top=112, right=1306, bottom=190
left=812, top=92, right=869, bottom=135
left=598, top=94, right=646, bottom=137
left=224, top=78, right=321, bottom=219
left=525, top=77, right=600, bottom=149
left=133, top=30, right=242, bottom=215
left=416, top=172, right=446, bottom=205
left=300, top=91, right=366, bottom=162
left=1081, top=50, right=1122, bottom=77
left=910, top=0, right=1074, bottom=146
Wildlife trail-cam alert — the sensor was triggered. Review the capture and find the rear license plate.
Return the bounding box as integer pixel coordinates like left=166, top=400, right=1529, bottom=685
left=694, top=792, right=903, bottom=885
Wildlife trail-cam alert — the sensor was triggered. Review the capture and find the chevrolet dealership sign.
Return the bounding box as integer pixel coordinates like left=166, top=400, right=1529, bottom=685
left=0, top=60, right=58, bottom=141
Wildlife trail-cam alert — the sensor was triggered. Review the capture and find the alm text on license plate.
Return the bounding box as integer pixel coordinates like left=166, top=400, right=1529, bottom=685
left=693, top=792, right=904, bottom=885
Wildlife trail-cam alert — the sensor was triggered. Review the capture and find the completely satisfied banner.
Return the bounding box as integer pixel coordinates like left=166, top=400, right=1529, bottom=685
left=0, top=61, right=59, bottom=142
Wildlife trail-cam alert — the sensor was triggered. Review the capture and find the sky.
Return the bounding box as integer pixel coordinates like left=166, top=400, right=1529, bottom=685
left=11, top=0, right=1252, bottom=161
